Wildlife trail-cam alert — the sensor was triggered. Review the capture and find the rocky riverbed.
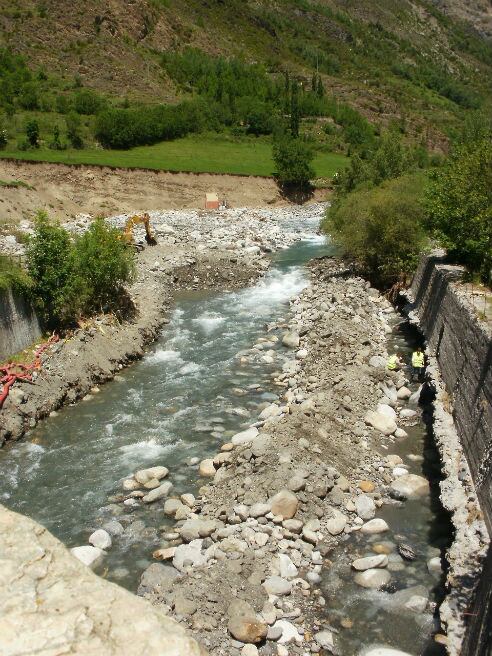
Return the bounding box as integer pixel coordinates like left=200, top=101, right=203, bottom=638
left=0, top=204, right=325, bottom=445
left=2, top=206, right=486, bottom=656
left=87, top=257, right=449, bottom=656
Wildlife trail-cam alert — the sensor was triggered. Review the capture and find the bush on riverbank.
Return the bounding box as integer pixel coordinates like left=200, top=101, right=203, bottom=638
left=323, top=173, right=428, bottom=287
left=26, top=212, right=135, bottom=328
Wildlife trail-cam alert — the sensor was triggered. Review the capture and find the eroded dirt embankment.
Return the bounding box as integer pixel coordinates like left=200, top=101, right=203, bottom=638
left=0, top=159, right=327, bottom=227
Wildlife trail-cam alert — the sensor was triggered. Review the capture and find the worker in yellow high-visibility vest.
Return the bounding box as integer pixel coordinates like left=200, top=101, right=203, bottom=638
left=387, top=353, right=402, bottom=371
left=411, top=347, right=425, bottom=381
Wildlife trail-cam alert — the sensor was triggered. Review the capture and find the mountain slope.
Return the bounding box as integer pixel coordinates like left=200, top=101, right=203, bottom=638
left=0, top=0, right=491, bottom=143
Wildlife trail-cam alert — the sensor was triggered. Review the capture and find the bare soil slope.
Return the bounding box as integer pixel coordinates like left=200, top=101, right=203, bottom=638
left=0, top=160, right=296, bottom=225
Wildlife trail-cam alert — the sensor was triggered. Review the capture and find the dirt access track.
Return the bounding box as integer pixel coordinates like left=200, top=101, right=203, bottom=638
left=0, top=160, right=327, bottom=223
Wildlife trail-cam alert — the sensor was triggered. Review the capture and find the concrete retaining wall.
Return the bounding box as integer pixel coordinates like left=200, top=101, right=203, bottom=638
left=0, top=287, right=41, bottom=361
left=406, top=252, right=492, bottom=655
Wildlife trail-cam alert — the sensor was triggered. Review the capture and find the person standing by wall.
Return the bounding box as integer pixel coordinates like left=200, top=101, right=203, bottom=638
left=411, top=347, right=425, bottom=381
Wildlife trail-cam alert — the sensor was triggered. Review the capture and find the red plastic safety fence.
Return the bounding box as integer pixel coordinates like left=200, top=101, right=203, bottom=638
left=0, top=334, right=59, bottom=410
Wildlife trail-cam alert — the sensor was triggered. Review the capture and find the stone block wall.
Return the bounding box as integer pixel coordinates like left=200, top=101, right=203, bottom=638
left=407, top=252, right=492, bottom=655
left=0, top=287, right=41, bottom=361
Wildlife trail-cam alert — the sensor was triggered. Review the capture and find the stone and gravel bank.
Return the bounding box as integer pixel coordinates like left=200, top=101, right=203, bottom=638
left=131, top=258, right=438, bottom=656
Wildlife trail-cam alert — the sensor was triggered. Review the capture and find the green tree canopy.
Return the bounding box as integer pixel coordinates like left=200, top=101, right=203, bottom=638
left=272, top=135, right=315, bottom=188
left=425, top=138, right=492, bottom=283
left=323, top=173, right=428, bottom=286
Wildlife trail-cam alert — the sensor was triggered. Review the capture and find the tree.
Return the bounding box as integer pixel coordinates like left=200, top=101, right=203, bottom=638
left=316, top=75, right=324, bottom=98
left=25, top=120, right=39, bottom=147
left=66, top=111, right=83, bottom=148
left=273, top=134, right=315, bottom=188
left=245, top=101, right=274, bottom=135
left=425, top=138, right=492, bottom=284
left=290, top=81, right=300, bottom=138
left=26, top=212, right=136, bottom=328
left=49, top=125, right=63, bottom=150
left=323, top=174, right=428, bottom=287
left=372, top=131, right=409, bottom=184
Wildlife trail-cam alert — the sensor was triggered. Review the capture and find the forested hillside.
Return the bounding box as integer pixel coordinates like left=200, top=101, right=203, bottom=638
left=0, top=0, right=491, bottom=148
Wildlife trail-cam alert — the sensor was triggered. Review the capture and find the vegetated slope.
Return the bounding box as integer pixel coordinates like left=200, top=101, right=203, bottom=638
left=430, top=0, right=492, bottom=39
left=0, top=0, right=491, bottom=143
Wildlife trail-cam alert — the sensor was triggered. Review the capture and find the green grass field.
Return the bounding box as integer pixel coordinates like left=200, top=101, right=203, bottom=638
left=0, top=136, right=348, bottom=179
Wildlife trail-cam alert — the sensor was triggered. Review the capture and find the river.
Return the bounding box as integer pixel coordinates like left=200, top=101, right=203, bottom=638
left=0, top=217, right=451, bottom=655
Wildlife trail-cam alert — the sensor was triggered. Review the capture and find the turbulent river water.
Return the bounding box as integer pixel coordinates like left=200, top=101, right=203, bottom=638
left=0, top=217, right=451, bottom=655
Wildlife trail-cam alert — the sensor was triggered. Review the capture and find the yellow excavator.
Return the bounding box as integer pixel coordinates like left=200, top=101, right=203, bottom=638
left=121, top=213, right=157, bottom=247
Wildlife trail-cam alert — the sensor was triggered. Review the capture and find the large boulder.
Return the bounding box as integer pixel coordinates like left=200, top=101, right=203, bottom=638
left=355, top=495, right=376, bottom=520
left=70, top=545, right=105, bottom=569
left=1, top=505, right=206, bottom=655
left=142, top=481, right=173, bottom=503
left=326, top=511, right=347, bottom=535
left=198, top=459, right=216, bottom=478
left=364, top=410, right=397, bottom=435
left=269, top=490, right=298, bottom=519
left=263, top=576, right=292, bottom=596
left=232, top=427, right=259, bottom=446
left=179, top=518, right=218, bottom=542
left=354, top=568, right=391, bottom=589
left=377, top=403, right=397, bottom=420
left=352, top=554, right=388, bottom=571
left=134, top=466, right=169, bottom=485
left=282, top=332, right=300, bottom=349
left=360, top=518, right=389, bottom=534
left=227, top=599, right=268, bottom=643
left=390, top=474, right=430, bottom=500
left=138, top=563, right=181, bottom=596
left=173, top=539, right=208, bottom=572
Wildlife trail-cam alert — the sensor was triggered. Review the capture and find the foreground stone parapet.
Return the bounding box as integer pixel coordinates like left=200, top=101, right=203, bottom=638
left=0, top=504, right=207, bottom=656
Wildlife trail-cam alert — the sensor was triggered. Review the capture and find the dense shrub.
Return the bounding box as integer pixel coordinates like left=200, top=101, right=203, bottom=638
left=244, top=100, right=275, bottom=135
left=66, top=111, right=83, bottom=148
left=333, top=131, right=416, bottom=195
left=95, top=99, right=213, bottom=149
left=425, top=138, right=492, bottom=284
left=49, top=125, right=66, bottom=150
left=74, top=88, right=105, bottom=115
left=273, top=134, right=315, bottom=187
left=71, top=218, right=135, bottom=313
left=26, top=212, right=135, bottom=328
left=323, top=174, right=428, bottom=286
left=334, top=104, right=376, bottom=150
left=0, top=255, right=32, bottom=293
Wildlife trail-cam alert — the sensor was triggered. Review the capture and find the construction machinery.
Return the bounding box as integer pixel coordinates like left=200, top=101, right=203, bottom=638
left=121, top=213, right=157, bottom=247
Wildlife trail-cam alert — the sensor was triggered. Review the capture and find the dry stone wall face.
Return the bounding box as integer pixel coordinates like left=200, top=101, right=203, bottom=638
left=408, top=253, right=492, bottom=530
left=0, top=288, right=41, bottom=361
left=407, top=252, right=492, bottom=656
left=0, top=504, right=207, bottom=656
